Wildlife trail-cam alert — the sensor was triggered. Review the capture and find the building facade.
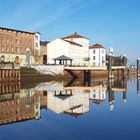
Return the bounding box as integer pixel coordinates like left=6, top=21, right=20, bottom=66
left=0, top=27, right=41, bottom=66
left=39, top=41, right=48, bottom=65
left=47, top=33, right=89, bottom=66
left=89, top=44, right=106, bottom=66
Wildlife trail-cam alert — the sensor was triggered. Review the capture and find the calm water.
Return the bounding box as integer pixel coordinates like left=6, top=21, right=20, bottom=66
left=0, top=76, right=140, bottom=140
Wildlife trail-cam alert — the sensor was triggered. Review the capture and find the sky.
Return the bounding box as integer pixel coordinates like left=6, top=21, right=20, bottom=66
left=0, top=0, right=140, bottom=63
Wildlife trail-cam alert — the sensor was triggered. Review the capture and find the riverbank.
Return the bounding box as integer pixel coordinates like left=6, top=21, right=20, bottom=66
left=20, top=67, right=139, bottom=84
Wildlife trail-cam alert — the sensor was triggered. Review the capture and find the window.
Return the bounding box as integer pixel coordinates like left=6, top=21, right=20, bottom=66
left=11, top=47, right=14, bottom=52
left=16, top=38, right=20, bottom=45
left=93, top=49, right=96, bottom=54
left=93, top=56, right=96, bottom=60
left=6, top=38, right=9, bottom=44
left=35, top=42, right=38, bottom=48
left=102, top=56, right=104, bottom=61
left=16, top=47, right=19, bottom=53
left=11, top=39, right=14, bottom=44
left=6, top=46, right=9, bottom=52
left=102, top=49, right=104, bottom=54
left=2, top=37, right=5, bottom=43
left=1, top=45, right=4, bottom=52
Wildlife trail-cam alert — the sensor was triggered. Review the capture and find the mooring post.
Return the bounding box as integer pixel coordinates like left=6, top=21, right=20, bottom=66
left=122, top=55, right=127, bottom=77
left=137, top=58, right=140, bottom=77
left=137, top=77, right=140, bottom=95
left=108, top=52, right=114, bottom=79
left=123, top=91, right=127, bottom=103
left=84, top=70, right=91, bottom=86
left=88, top=70, right=91, bottom=86
left=108, top=79, right=114, bottom=111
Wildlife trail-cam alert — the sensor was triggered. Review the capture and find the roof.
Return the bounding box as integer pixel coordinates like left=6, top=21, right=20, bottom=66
left=92, top=99, right=104, bottom=104
left=89, top=44, right=104, bottom=49
left=0, top=27, right=40, bottom=35
left=62, top=32, right=89, bottom=40
left=64, top=112, right=84, bottom=117
left=63, top=39, right=82, bottom=47
left=40, top=41, right=49, bottom=46
left=54, top=55, right=73, bottom=61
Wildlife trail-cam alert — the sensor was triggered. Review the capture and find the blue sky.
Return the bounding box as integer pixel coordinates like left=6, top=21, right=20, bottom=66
left=0, top=0, right=140, bottom=63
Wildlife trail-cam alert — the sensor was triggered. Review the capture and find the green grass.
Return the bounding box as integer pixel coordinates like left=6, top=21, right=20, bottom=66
left=20, top=67, right=40, bottom=75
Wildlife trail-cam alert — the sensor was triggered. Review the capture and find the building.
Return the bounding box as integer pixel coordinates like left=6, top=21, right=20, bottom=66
left=89, top=44, right=106, bottom=66
left=47, top=33, right=89, bottom=66
left=39, top=41, right=48, bottom=65
left=0, top=27, right=41, bottom=66
left=106, top=55, right=127, bottom=66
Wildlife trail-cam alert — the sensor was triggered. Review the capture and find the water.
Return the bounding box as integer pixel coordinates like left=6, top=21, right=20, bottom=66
left=0, top=76, right=140, bottom=140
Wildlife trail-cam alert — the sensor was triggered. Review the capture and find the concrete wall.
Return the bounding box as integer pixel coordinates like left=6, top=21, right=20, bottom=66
left=31, top=65, right=64, bottom=75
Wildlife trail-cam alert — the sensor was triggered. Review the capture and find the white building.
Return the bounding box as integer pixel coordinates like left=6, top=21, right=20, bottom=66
left=89, top=44, right=106, bottom=66
left=47, top=33, right=89, bottom=66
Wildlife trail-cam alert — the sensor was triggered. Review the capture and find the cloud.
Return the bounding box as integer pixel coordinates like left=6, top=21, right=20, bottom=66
left=0, top=0, right=93, bottom=31
left=26, top=0, right=93, bottom=31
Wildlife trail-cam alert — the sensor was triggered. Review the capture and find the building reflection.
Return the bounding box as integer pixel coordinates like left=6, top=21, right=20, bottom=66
left=0, top=82, right=42, bottom=125
left=0, top=76, right=129, bottom=125
left=65, top=76, right=127, bottom=111
left=47, top=90, right=89, bottom=117
left=107, top=76, right=127, bottom=111
left=89, top=85, right=106, bottom=104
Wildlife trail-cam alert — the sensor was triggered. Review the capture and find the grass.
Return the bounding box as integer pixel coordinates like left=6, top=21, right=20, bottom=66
left=20, top=67, right=40, bottom=75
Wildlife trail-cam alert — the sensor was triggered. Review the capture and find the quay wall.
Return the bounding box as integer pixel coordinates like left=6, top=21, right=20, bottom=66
left=31, top=65, right=64, bottom=75
left=64, top=68, right=138, bottom=78
left=0, top=62, right=20, bottom=82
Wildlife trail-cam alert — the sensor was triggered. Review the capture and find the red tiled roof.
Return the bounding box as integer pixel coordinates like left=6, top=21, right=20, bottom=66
left=62, top=32, right=89, bottom=40
left=62, top=39, right=83, bottom=47
left=89, top=44, right=104, bottom=49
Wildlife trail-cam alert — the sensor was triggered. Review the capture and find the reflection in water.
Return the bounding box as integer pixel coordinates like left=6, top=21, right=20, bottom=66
left=0, top=75, right=136, bottom=125
left=47, top=90, right=89, bottom=116
left=89, top=85, right=106, bottom=104
left=0, top=83, right=42, bottom=125
left=137, top=77, right=140, bottom=95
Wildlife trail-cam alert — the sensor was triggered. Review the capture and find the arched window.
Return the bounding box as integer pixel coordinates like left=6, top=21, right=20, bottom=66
left=0, top=55, right=5, bottom=62
left=14, top=56, right=20, bottom=64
